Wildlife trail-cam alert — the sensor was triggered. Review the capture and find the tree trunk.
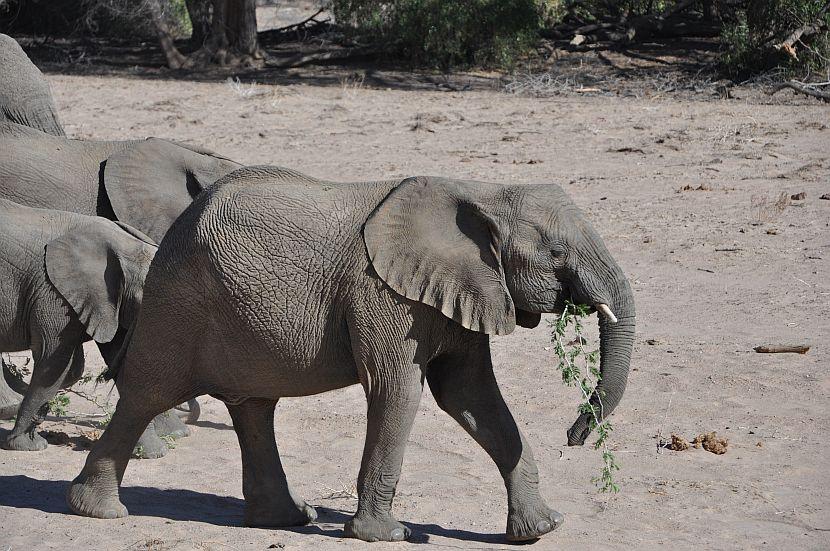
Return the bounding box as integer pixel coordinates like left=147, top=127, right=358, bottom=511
left=149, top=0, right=263, bottom=69
left=207, top=0, right=264, bottom=65
left=186, top=0, right=213, bottom=48
left=223, top=0, right=259, bottom=56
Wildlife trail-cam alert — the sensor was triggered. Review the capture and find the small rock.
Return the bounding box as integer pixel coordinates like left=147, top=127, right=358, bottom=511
left=766, top=228, right=778, bottom=235
left=646, top=338, right=661, bottom=345
left=791, top=192, right=806, bottom=200
left=820, top=194, right=830, bottom=200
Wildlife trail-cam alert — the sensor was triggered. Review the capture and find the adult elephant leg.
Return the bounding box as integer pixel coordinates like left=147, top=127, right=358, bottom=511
left=344, top=353, right=424, bottom=542
left=426, top=345, right=564, bottom=542
left=1, top=341, right=84, bottom=451
left=227, top=397, right=316, bottom=527
left=67, top=393, right=162, bottom=518
left=0, top=356, right=23, bottom=419
left=68, top=334, right=197, bottom=517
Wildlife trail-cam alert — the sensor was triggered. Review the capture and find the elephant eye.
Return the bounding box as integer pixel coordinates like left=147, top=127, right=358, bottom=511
left=550, top=243, right=566, bottom=258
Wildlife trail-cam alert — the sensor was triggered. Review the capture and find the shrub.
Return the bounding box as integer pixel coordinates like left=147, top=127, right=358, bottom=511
left=0, top=0, right=191, bottom=39
left=332, top=0, right=544, bottom=69
left=720, top=0, right=830, bottom=76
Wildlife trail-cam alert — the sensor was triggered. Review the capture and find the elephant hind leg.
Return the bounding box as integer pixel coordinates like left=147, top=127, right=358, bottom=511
left=1, top=340, right=84, bottom=451
left=226, top=397, right=316, bottom=527
left=67, top=392, right=167, bottom=518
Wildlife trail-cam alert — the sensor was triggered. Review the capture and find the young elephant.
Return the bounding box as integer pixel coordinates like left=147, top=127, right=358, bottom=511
left=0, top=121, right=242, bottom=243
left=0, top=34, right=64, bottom=136
left=68, top=168, right=635, bottom=543
left=0, top=199, right=187, bottom=455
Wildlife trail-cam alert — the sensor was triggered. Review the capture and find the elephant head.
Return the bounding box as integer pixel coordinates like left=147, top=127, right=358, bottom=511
left=45, top=220, right=158, bottom=343
left=103, top=138, right=243, bottom=243
left=364, top=177, right=635, bottom=446
left=0, top=34, right=65, bottom=136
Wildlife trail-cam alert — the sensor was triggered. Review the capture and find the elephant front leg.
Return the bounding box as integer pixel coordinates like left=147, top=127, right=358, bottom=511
left=1, top=343, right=83, bottom=451
left=227, top=398, right=316, bottom=527
left=344, top=368, right=423, bottom=542
left=426, top=351, right=564, bottom=542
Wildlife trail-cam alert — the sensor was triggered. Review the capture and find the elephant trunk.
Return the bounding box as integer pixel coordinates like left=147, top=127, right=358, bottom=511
left=566, top=278, right=635, bottom=446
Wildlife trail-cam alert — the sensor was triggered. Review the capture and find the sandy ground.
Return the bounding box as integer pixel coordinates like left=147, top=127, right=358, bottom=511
left=1, top=56, right=829, bottom=551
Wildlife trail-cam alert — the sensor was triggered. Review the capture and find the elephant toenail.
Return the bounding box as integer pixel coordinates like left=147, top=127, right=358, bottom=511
left=536, top=520, right=551, bottom=534
left=551, top=511, right=565, bottom=526
left=391, top=528, right=405, bottom=541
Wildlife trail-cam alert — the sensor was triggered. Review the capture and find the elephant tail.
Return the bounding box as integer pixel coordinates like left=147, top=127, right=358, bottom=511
left=98, top=321, right=137, bottom=382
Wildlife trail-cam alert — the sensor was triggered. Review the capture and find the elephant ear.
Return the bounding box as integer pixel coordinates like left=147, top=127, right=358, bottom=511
left=364, top=176, right=515, bottom=335
left=45, top=220, right=157, bottom=343
left=0, top=34, right=65, bottom=136
left=104, top=138, right=242, bottom=242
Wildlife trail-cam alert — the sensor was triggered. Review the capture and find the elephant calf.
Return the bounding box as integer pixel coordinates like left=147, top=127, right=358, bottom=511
left=0, top=199, right=188, bottom=455
left=68, top=168, right=635, bottom=543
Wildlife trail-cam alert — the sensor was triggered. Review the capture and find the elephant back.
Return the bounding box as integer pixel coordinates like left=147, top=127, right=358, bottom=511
left=0, top=34, right=65, bottom=136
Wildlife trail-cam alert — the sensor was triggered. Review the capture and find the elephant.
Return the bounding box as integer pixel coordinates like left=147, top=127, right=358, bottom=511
left=67, top=167, right=635, bottom=543
left=0, top=122, right=240, bottom=425
left=0, top=198, right=189, bottom=456
left=0, top=121, right=242, bottom=243
left=0, top=34, right=65, bottom=136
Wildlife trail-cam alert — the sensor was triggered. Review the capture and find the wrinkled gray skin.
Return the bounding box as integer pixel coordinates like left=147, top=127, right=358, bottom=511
left=68, top=168, right=635, bottom=543
left=0, top=122, right=242, bottom=243
left=0, top=122, right=240, bottom=430
left=0, top=34, right=65, bottom=136
left=0, top=199, right=190, bottom=456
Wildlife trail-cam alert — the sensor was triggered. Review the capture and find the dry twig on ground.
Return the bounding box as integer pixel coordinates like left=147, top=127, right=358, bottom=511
left=767, top=80, right=830, bottom=102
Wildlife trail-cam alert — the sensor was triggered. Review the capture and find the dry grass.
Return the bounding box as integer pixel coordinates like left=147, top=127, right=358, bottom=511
left=750, top=191, right=790, bottom=223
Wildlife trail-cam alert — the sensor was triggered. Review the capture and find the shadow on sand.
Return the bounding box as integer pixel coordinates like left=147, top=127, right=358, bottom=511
left=0, top=475, right=514, bottom=546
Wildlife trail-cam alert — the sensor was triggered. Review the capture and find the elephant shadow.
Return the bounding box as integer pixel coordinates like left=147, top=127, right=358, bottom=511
left=0, top=475, right=509, bottom=545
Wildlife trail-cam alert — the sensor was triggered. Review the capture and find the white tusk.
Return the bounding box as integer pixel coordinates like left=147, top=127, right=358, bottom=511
left=596, top=303, right=618, bottom=324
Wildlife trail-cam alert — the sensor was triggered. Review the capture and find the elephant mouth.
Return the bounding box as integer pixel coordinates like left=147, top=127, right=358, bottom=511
left=516, top=309, right=541, bottom=329
left=521, top=291, right=571, bottom=316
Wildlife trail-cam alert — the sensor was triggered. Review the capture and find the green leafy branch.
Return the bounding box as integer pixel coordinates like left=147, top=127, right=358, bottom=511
left=552, top=300, right=620, bottom=494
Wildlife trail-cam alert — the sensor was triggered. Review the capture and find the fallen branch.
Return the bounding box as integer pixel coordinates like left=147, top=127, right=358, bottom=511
left=767, top=81, right=830, bottom=102
left=773, top=1, right=830, bottom=59
left=753, top=344, right=810, bottom=354
left=273, top=8, right=328, bottom=34
left=267, top=46, right=376, bottom=69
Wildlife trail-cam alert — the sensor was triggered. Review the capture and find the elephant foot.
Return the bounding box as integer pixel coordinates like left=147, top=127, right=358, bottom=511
left=1, top=429, right=47, bottom=451
left=505, top=503, right=564, bottom=542
left=344, top=513, right=411, bottom=542
left=152, top=411, right=190, bottom=439
left=67, top=474, right=128, bottom=519
left=244, top=498, right=317, bottom=528
left=132, top=424, right=168, bottom=459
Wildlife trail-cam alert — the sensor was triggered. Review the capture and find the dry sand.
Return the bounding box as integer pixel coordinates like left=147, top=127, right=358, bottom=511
left=0, top=58, right=828, bottom=551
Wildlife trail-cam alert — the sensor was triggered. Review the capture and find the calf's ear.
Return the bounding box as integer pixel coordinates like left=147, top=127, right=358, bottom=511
left=363, top=176, right=516, bottom=335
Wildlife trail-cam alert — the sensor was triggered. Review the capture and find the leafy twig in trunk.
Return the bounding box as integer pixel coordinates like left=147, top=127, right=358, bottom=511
left=552, top=301, right=620, bottom=494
